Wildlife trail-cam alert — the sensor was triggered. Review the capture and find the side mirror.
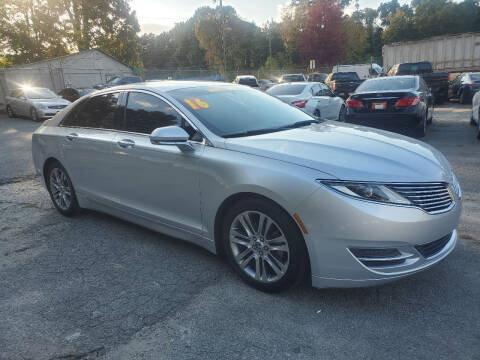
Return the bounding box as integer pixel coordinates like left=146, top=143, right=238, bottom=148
left=149, top=126, right=194, bottom=152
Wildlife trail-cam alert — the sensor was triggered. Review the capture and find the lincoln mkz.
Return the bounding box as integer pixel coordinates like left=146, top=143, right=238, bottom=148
left=32, top=81, right=462, bottom=292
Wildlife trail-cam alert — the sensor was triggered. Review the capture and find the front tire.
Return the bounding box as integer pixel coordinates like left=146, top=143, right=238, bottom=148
left=30, top=108, right=40, bottom=122
left=46, top=161, right=80, bottom=216
left=222, top=198, right=308, bottom=292
left=6, top=105, right=15, bottom=118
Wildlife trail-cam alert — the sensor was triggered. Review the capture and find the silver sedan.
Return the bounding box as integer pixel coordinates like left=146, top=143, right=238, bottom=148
left=32, top=81, right=462, bottom=292
left=6, top=87, right=70, bottom=121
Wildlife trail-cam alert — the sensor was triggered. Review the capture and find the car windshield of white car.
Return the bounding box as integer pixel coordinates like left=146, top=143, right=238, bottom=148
left=169, top=86, right=316, bottom=138
left=267, top=84, right=306, bottom=96
left=356, top=77, right=416, bottom=92
left=24, top=88, right=58, bottom=99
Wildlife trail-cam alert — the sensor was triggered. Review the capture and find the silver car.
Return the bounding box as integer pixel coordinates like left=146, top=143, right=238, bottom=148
left=6, top=87, right=71, bottom=121
left=470, top=91, right=480, bottom=139
left=32, top=81, right=462, bottom=292
left=267, top=82, right=346, bottom=121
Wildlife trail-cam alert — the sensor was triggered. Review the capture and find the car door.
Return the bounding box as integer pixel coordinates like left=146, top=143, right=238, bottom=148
left=305, top=84, right=329, bottom=117
left=60, top=91, right=122, bottom=201
left=108, top=90, right=204, bottom=236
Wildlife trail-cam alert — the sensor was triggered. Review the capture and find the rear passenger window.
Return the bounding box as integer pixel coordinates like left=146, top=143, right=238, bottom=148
left=62, top=92, right=121, bottom=129
left=124, top=92, right=181, bottom=134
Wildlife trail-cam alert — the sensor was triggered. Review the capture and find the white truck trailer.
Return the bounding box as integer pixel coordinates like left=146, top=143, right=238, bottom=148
left=383, top=32, right=480, bottom=73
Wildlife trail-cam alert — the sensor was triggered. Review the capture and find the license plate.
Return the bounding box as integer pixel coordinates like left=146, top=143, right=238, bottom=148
left=372, top=102, right=387, bottom=110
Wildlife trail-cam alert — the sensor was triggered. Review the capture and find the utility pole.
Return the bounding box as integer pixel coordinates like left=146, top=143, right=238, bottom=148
left=220, top=0, right=227, bottom=75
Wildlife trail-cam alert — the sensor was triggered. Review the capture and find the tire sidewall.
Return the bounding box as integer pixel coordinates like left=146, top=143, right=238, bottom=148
left=221, top=198, right=308, bottom=292
left=6, top=105, right=14, bottom=118
left=30, top=108, right=40, bottom=122
left=46, top=162, right=79, bottom=216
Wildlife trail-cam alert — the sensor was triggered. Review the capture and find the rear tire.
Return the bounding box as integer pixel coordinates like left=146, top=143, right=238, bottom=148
left=46, top=161, right=80, bottom=217
left=460, top=91, right=467, bottom=104
left=414, top=112, right=427, bottom=138
left=338, top=105, right=346, bottom=122
left=222, top=198, right=308, bottom=293
left=313, top=109, right=321, bottom=118
left=6, top=105, right=15, bottom=118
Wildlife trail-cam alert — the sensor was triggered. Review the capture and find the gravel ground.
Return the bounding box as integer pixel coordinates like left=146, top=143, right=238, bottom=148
left=0, top=104, right=479, bottom=360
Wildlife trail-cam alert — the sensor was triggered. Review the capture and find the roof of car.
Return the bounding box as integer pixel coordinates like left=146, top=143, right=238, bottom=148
left=236, top=75, right=256, bottom=78
left=103, top=80, right=237, bottom=93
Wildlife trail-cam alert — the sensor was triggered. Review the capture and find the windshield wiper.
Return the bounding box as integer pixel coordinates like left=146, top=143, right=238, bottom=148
left=280, top=119, right=322, bottom=129
left=223, top=119, right=322, bottom=138
left=223, top=127, right=283, bottom=138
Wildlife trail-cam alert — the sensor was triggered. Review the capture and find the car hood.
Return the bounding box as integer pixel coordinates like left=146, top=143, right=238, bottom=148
left=31, top=98, right=71, bottom=106
left=224, top=121, right=452, bottom=183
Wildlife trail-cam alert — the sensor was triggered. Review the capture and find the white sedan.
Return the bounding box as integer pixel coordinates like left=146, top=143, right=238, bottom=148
left=470, top=91, right=480, bottom=139
left=267, top=82, right=346, bottom=121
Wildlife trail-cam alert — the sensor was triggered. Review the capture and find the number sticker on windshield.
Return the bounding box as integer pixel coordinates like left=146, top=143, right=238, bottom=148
left=184, top=98, right=210, bottom=110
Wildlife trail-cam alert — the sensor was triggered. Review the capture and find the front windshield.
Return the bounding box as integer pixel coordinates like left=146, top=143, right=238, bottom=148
left=356, top=77, right=416, bottom=92
left=283, top=75, right=305, bottom=82
left=25, top=88, right=58, bottom=99
left=107, top=77, right=120, bottom=84
left=469, top=73, right=480, bottom=81
left=169, top=86, right=315, bottom=138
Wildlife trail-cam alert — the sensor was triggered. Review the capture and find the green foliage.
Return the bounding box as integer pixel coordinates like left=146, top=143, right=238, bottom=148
left=382, top=0, right=480, bottom=44
left=0, top=0, right=142, bottom=67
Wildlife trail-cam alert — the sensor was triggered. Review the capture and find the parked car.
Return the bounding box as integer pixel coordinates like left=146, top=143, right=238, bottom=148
left=470, top=91, right=480, bottom=139
left=324, top=72, right=364, bottom=99
left=94, top=76, right=142, bottom=89
left=387, top=62, right=449, bottom=103
left=332, top=64, right=383, bottom=79
left=6, top=87, right=70, bottom=121
left=307, top=73, right=328, bottom=83
left=58, top=87, right=96, bottom=102
left=279, top=74, right=306, bottom=83
left=267, top=82, right=345, bottom=121
left=448, top=72, right=480, bottom=104
left=258, top=79, right=276, bottom=91
left=345, top=75, right=433, bottom=137
left=233, top=75, right=259, bottom=88
left=32, top=81, right=461, bottom=292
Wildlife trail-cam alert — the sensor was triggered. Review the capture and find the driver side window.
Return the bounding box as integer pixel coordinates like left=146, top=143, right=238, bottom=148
left=124, top=92, right=201, bottom=141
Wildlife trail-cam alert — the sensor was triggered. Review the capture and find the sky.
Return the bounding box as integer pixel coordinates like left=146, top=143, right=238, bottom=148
left=131, top=0, right=411, bottom=35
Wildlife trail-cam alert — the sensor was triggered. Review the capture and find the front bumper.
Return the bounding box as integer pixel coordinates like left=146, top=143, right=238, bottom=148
left=295, top=185, right=461, bottom=288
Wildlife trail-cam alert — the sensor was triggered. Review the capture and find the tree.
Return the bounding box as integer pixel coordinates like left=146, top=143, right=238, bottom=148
left=0, top=0, right=69, bottom=64
left=0, top=0, right=142, bottom=67
left=280, top=0, right=311, bottom=65
left=299, top=0, right=345, bottom=66
left=343, top=15, right=368, bottom=63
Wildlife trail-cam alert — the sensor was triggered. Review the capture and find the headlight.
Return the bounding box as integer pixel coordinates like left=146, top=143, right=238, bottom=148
left=37, top=103, right=47, bottom=109
left=319, top=181, right=411, bottom=205
left=451, top=173, right=462, bottom=199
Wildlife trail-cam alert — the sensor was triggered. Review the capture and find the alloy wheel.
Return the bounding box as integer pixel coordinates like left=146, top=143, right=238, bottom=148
left=6, top=106, right=14, bottom=118
left=229, top=211, right=290, bottom=283
left=31, top=108, right=38, bottom=121
left=49, top=167, right=73, bottom=210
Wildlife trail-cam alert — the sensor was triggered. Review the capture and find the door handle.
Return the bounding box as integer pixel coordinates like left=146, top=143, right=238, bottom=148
left=117, top=139, right=135, bottom=148
left=66, top=133, right=78, bottom=141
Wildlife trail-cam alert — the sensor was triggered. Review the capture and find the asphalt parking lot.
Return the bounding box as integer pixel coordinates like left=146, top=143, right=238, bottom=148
left=0, top=104, right=479, bottom=360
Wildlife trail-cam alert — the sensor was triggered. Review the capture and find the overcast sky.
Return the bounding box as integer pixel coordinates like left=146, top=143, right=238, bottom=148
left=131, top=0, right=411, bottom=35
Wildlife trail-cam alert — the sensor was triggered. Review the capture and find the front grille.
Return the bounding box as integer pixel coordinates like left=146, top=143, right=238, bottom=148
left=415, top=233, right=452, bottom=258
left=388, top=183, right=453, bottom=213
left=48, top=105, right=67, bottom=109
